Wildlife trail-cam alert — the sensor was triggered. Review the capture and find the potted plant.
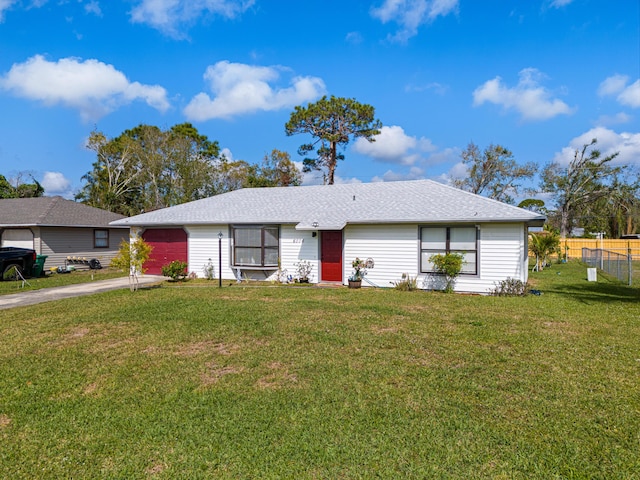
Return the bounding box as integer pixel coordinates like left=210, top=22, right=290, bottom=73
left=294, top=260, right=313, bottom=283
left=348, top=257, right=367, bottom=288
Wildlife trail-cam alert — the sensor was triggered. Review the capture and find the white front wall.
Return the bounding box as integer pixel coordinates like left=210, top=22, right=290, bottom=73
left=343, top=224, right=418, bottom=287
left=186, top=225, right=234, bottom=280
left=449, top=223, right=526, bottom=294
left=185, top=224, right=320, bottom=282
left=279, top=225, right=318, bottom=282
left=169, top=222, right=527, bottom=294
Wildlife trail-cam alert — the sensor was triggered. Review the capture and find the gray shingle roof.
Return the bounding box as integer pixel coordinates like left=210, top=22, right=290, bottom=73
left=111, top=180, right=545, bottom=228
left=0, top=196, right=127, bottom=228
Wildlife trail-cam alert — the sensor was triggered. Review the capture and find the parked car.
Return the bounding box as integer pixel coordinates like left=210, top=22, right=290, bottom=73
left=0, top=247, right=37, bottom=280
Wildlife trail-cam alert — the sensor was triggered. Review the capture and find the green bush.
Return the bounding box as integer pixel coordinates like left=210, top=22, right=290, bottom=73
left=162, top=260, right=188, bottom=281
left=430, top=252, right=464, bottom=293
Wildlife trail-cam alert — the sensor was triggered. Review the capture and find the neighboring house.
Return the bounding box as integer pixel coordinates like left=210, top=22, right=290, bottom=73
left=0, top=196, right=129, bottom=269
left=110, top=180, right=545, bottom=294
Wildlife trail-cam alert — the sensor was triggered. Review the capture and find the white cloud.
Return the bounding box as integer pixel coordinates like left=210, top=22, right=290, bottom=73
left=371, top=0, right=458, bottom=43
left=598, top=74, right=628, bottom=96
left=549, top=0, right=574, bottom=7
left=220, top=147, right=234, bottom=162
left=405, top=81, right=449, bottom=95
left=1, top=1, right=103, bottom=22
left=84, top=1, right=102, bottom=16
left=473, top=68, right=575, bottom=121
left=353, top=125, right=436, bottom=166
left=0, top=55, right=170, bottom=121
left=0, top=0, right=16, bottom=21
left=129, top=0, right=255, bottom=38
left=371, top=167, right=425, bottom=182
left=183, top=61, right=326, bottom=121
left=425, top=146, right=460, bottom=167
left=618, top=81, right=640, bottom=108
left=445, top=161, right=468, bottom=182
left=595, top=112, right=632, bottom=127
left=41, top=171, right=71, bottom=194
left=552, top=126, right=640, bottom=168
left=598, top=74, right=640, bottom=108
left=345, top=31, right=363, bottom=44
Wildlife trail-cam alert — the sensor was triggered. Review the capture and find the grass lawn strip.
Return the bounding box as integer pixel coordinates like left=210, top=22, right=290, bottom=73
left=0, top=260, right=638, bottom=478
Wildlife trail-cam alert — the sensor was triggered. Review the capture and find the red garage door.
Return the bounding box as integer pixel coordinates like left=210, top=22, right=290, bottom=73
left=142, top=229, right=188, bottom=275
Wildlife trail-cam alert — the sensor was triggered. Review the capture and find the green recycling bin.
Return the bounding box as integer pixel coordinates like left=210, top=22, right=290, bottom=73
left=32, top=255, right=48, bottom=278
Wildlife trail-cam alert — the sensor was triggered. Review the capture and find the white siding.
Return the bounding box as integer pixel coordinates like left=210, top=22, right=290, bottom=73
left=279, top=225, right=318, bottom=283
left=185, top=225, right=233, bottom=280
left=179, top=222, right=528, bottom=294
left=421, top=223, right=526, bottom=294
left=185, top=225, right=320, bottom=282
left=343, top=224, right=418, bottom=287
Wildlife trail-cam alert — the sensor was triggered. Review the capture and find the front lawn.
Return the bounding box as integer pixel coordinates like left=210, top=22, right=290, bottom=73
left=0, top=261, right=638, bottom=478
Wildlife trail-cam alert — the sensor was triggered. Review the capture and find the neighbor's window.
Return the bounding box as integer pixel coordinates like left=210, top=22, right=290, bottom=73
left=420, top=226, right=478, bottom=275
left=232, top=226, right=279, bottom=267
left=94, top=229, right=109, bottom=248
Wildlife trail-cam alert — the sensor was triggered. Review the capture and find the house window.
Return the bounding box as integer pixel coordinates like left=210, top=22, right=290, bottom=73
left=420, top=226, right=478, bottom=275
left=94, top=229, right=109, bottom=248
left=232, top=226, right=279, bottom=267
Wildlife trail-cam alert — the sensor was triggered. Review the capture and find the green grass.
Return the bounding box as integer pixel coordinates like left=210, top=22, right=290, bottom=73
left=0, top=268, right=127, bottom=295
left=0, top=261, right=638, bottom=478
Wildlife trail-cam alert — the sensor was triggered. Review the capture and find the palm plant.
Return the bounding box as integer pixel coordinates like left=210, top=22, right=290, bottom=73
left=529, top=231, right=560, bottom=271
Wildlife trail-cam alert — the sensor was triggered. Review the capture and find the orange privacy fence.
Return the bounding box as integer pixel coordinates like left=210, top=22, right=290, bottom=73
left=551, top=239, right=640, bottom=260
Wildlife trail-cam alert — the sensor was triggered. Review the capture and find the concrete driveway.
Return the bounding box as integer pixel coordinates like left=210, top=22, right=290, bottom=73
left=0, top=275, right=167, bottom=310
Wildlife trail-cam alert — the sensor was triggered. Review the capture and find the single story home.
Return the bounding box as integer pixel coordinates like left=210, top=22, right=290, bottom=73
left=0, top=196, right=129, bottom=269
left=110, top=180, right=545, bottom=294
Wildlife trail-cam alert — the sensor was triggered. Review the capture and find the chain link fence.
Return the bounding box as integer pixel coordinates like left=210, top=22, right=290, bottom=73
left=581, top=248, right=633, bottom=286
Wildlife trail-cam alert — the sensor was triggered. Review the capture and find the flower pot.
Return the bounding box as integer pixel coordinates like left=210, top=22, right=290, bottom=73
left=348, top=279, right=362, bottom=289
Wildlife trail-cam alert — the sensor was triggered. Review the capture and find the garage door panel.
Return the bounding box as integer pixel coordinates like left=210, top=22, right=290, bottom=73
left=1, top=229, right=34, bottom=249
left=142, top=229, right=188, bottom=275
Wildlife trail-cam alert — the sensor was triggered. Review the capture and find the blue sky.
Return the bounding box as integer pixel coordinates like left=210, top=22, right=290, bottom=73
left=0, top=0, right=639, bottom=202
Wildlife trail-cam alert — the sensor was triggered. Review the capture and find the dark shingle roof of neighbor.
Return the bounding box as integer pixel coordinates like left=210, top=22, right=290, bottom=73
left=0, top=196, right=127, bottom=228
left=111, top=179, right=546, bottom=229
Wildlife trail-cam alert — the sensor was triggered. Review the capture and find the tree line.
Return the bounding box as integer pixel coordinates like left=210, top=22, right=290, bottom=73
left=453, top=139, right=639, bottom=238
left=75, top=123, right=301, bottom=216
left=0, top=173, right=44, bottom=198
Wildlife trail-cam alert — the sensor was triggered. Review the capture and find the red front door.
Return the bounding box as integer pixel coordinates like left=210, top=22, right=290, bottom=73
left=321, top=231, right=343, bottom=282
left=142, top=228, right=188, bottom=275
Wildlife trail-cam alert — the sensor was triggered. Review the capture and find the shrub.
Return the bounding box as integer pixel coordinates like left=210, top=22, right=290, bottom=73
left=391, top=273, right=418, bottom=291
left=491, top=277, right=530, bottom=296
left=162, top=260, right=188, bottom=281
left=110, top=236, right=153, bottom=276
left=110, top=236, right=153, bottom=291
left=430, top=252, right=464, bottom=293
